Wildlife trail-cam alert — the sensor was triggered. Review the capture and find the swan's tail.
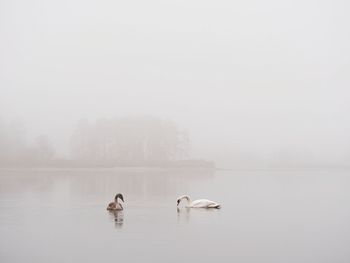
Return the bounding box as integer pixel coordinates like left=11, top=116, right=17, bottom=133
left=209, top=203, right=221, bottom=209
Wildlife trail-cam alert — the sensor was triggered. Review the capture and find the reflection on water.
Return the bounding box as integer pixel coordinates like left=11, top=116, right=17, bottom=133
left=0, top=168, right=350, bottom=263
left=108, top=210, right=124, bottom=228
left=177, top=207, right=191, bottom=223
left=177, top=206, right=222, bottom=224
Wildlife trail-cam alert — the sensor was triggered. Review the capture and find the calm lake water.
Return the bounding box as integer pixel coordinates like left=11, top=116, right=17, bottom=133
left=0, top=168, right=349, bottom=263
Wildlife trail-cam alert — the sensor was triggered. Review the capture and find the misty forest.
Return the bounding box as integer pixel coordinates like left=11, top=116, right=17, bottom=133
left=1, top=114, right=348, bottom=169
left=0, top=116, right=195, bottom=166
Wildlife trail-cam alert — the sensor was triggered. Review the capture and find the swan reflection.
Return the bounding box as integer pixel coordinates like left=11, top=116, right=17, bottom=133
left=177, top=206, right=220, bottom=224
left=177, top=207, right=191, bottom=223
left=108, top=210, right=124, bottom=228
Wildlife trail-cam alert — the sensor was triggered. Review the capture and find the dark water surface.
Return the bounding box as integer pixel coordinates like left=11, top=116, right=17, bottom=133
left=0, top=168, right=349, bottom=263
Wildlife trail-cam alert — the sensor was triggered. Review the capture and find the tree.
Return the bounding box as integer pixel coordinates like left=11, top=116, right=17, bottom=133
left=34, top=135, right=55, bottom=161
left=70, top=116, right=189, bottom=162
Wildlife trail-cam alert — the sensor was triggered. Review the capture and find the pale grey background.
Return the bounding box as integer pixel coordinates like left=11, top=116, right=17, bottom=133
left=1, top=0, right=349, bottom=168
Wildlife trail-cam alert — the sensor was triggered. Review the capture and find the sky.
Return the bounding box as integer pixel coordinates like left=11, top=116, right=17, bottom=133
left=1, top=0, right=350, bottom=167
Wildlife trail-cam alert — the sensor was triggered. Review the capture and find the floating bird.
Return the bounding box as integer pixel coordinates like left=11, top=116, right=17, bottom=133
left=176, top=195, right=221, bottom=208
left=107, top=193, right=124, bottom=211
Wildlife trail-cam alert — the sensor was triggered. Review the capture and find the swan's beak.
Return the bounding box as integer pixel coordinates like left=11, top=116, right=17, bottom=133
left=176, top=200, right=180, bottom=206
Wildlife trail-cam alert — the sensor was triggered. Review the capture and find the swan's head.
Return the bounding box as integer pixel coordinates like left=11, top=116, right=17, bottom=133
left=115, top=193, right=124, bottom=202
left=176, top=195, right=190, bottom=206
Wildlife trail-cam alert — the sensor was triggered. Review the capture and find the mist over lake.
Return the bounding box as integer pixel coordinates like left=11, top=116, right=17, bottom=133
left=1, top=0, right=350, bottom=262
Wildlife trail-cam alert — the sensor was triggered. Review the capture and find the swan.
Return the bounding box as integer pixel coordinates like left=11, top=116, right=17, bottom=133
left=107, top=193, right=124, bottom=211
left=176, top=195, right=221, bottom=208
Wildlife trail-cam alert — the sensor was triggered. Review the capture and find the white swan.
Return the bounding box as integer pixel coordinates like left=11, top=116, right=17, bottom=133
left=176, top=195, right=221, bottom=208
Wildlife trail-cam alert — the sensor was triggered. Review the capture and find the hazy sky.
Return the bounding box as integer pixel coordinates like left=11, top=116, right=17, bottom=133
left=1, top=0, right=349, bottom=166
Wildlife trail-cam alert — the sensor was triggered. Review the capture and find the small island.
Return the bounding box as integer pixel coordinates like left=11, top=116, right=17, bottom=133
left=0, top=116, right=215, bottom=169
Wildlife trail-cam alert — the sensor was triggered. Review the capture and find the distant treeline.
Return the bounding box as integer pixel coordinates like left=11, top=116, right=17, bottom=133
left=0, top=116, right=204, bottom=168
left=70, top=116, right=189, bottom=162
left=0, top=120, right=55, bottom=165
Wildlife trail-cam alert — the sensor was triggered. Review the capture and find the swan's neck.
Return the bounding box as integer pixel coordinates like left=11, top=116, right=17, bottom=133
left=183, top=196, right=191, bottom=206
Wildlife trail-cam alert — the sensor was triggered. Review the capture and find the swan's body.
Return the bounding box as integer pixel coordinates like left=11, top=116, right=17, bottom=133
left=177, top=195, right=221, bottom=208
left=107, top=193, right=124, bottom=211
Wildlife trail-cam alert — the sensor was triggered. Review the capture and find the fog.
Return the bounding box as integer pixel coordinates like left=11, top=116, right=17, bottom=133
left=1, top=0, right=350, bottom=168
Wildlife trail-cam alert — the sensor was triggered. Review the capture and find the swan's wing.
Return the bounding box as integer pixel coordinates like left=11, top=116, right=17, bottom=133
left=107, top=202, right=116, bottom=210
left=191, top=199, right=220, bottom=208
left=117, top=203, right=123, bottom=210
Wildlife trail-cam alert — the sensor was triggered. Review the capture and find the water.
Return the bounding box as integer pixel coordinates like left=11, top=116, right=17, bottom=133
left=0, top=168, right=349, bottom=263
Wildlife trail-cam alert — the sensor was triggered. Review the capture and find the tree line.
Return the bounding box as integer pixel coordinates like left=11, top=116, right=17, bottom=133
left=0, top=120, right=55, bottom=165
left=70, top=116, right=189, bottom=162
left=0, top=116, right=189, bottom=166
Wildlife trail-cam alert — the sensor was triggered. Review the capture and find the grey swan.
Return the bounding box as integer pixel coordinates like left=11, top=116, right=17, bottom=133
left=107, top=193, right=124, bottom=211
